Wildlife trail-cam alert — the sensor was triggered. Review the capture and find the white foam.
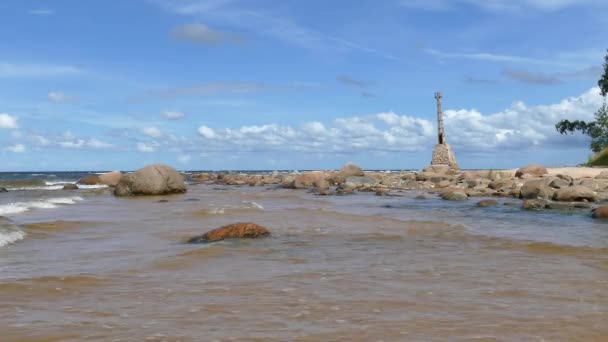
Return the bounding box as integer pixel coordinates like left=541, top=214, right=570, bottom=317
left=7, top=183, right=107, bottom=191
left=242, top=201, right=264, bottom=210
left=0, top=196, right=84, bottom=216
left=0, top=229, right=25, bottom=247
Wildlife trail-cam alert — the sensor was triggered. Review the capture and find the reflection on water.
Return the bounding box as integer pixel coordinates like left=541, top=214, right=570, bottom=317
left=0, top=184, right=607, bottom=341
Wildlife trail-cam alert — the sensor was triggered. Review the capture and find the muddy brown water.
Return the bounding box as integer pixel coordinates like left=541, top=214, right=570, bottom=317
left=1, top=185, right=607, bottom=341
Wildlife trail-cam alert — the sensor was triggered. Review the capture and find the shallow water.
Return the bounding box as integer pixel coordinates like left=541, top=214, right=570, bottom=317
left=1, top=184, right=607, bottom=341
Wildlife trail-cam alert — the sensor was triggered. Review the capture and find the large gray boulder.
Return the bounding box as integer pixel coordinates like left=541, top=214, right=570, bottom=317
left=552, top=186, right=597, bottom=202
left=515, top=164, right=548, bottom=179
left=114, top=164, right=187, bottom=196
left=520, top=179, right=553, bottom=199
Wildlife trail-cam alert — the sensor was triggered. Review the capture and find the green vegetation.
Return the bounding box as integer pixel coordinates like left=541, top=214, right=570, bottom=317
left=556, top=49, right=608, bottom=162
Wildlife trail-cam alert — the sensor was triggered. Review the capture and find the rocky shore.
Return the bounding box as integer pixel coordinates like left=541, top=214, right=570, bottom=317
left=187, top=163, right=608, bottom=219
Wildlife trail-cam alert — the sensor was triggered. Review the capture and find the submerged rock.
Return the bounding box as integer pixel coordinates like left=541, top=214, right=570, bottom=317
left=440, top=189, right=468, bottom=201
left=0, top=187, right=8, bottom=193
left=477, top=199, right=498, bottom=207
left=522, top=199, right=547, bottom=211
left=63, top=184, right=79, bottom=190
left=114, top=164, right=187, bottom=196
left=515, top=164, right=548, bottom=179
left=187, top=223, right=270, bottom=243
left=592, top=206, right=608, bottom=219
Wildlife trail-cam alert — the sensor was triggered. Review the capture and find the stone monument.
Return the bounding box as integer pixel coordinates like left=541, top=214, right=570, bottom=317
left=430, top=92, right=459, bottom=170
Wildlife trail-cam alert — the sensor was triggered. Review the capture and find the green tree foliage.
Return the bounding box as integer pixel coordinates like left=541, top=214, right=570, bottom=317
left=556, top=49, right=608, bottom=152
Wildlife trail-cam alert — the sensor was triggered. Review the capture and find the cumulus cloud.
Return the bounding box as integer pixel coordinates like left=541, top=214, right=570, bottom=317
left=0, top=113, right=18, bottom=129
left=171, top=23, right=244, bottom=45
left=443, top=87, right=603, bottom=150
left=190, top=87, right=602, bottom=155
left=58, top=132, right=113, bottom=149
left=142, top=126, right=163, bottom=138
left=162, top=110, right=185, bottom=120
left=137, top=142, right=156, bottom=153
left=5, top=144, right=25, bottom=153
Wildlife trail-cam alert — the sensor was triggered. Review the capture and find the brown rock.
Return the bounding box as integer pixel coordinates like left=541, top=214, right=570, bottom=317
left=98, top=171, right=122, bottom=187
left=477, top=199, right=498, bottom=207
left=294, top=171, right=326, bottom=189
left=440, top=188, right=468, bottom=201
left=423, top=164, right=452, bottom=175
left=520, top=179, right=553, bottom=200
left=522, top=199, right=547, bottom=210
left=592, top=206, right=608, bottom=219
left=114, top=164, right=187, bottom=196
left=187, top=223, right=270, bottom=243
left=338, top=162, right=364, bottom=177
left=515, top=164, right=548, bottom=179
left=552, top=186, right=597, bottom=202
left=77, top=175, right=101, bottom=185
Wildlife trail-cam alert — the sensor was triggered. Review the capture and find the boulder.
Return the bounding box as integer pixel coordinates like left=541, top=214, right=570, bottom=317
left=515, top=164, right=548, bottom=179
left=187, top=223, right=270, bottom=243
left=281, top=175, right=296, bottom=189
left=294, top=171, right=326, bottom=189
left=577, top=179, right=608, bottom=191
left=477, top=199, right=498, bottom=207
left=423, top=164, right=452, bottom=175
left=488, top=179, right=515, bottom=191
left=415, top=194, right=426, bottom=200
left=375, top=187, right=390, bottom=196
left=595, top=171, right=608, bottom=180
left=440, top=188, right=468, bottom=201
left=0, top=187, right=7, bottom=193
left=592, top=206, right=608, bottom=219
left=62, top=184, right=79, bottom=190
left=436, top=180, right=452, bottom=188
left=549, top=177, right=571, bottom=189
left=345, top=176, right=376, bottom=186
left=520, top=179, right=553, bottom=200
left=99, top=171, right=122, bottom=187
left=77, top=175, right=101, bottom=185
left=338, top=162, right=365, bottom=178
left=192, top=173, right=212, bottom=182
left=114, top=164, right=187, bottom=196
left=552, top=186, right=597, bottom=202
left=522, top=199, right=547, bottom=211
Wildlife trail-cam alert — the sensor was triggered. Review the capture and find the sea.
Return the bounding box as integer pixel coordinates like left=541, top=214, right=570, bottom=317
left=0, top=171, right=607, bottom=341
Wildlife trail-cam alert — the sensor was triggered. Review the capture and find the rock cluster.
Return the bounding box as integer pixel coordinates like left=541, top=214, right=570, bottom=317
left=187, top=223, right=270, bottom=243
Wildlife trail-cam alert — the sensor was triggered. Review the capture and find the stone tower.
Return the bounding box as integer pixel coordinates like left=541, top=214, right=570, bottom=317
left=430, top=92, right=459, bottom=170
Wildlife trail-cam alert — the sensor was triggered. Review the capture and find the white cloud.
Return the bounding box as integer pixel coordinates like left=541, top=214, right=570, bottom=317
left=188, top=87, right=603, bottom=155
left=198, top=125, right=217, bottom=139
left=5, top=144, right=25, bottom=153
left=59, top=138, right=113, bottom=149
left=137, top=142, right=156, bottom=153
left=32, top=135, right=50, bottom=146
left=162, top=110, right=185, bottom=120
left=0, top=113, right=18, bottom=129
left=141, top=126, right=163, bottom=138
left=48, top=92, right=77, bottom=103
left=0, top=63, right=82, bottom=78
left=443, top=87, right=603, bottom=150
left=171, top=23, right=243, bottom=45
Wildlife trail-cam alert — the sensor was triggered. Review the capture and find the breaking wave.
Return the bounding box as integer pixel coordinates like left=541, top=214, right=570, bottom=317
left=0, top=196, right=84, bottom=216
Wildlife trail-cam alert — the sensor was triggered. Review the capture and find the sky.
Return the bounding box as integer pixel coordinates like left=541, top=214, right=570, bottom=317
left=0, top=0, right=607, bottom=171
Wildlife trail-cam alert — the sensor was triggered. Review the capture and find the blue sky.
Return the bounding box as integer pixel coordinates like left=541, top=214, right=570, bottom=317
left=0, top=0, right=606, bottom=171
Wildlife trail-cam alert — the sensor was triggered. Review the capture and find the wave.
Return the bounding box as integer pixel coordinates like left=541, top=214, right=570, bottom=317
left=0, top=196, right=84, bottom=216
left=0, top=218, right=25, bottom=247
left=3, top=182, right=108, bottom=191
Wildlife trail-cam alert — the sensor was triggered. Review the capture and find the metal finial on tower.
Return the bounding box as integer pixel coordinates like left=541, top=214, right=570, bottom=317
left=435, top=91, right=445, bottom=145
